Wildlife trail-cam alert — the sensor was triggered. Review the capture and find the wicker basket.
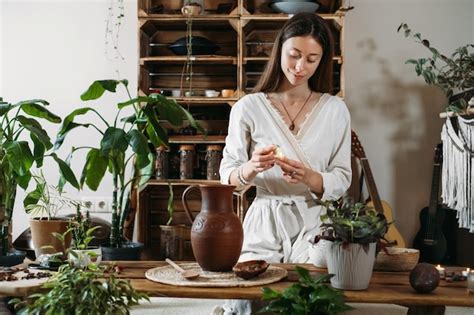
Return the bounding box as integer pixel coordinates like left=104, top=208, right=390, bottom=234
left=374, top=247, right=420, bottom=272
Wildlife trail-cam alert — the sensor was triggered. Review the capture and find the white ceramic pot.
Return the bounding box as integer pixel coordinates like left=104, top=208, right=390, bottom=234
left=326, top=242, right=376, bottom=290
left=308, top=239, right=332, bottom=268
left=68, top=247, right=102, bottom=268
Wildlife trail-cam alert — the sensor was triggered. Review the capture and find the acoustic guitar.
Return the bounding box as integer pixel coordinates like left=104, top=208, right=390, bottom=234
left=413, top=144, right=449, bottom=264
left=351, top=131, right=407, bottom=248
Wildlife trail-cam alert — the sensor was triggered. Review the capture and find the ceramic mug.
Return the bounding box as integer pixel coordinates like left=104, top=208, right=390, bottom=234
left=181, top=4, right=202, bottom=16
left=221, top=89, right=234, bottom=98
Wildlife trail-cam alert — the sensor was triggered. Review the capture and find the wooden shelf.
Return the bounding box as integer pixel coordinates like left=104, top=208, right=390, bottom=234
left=141, top=179, right=221, bottom=187
left=141, top=56, right=237, bottom=65
left=168, top=135, right=226, bottom=144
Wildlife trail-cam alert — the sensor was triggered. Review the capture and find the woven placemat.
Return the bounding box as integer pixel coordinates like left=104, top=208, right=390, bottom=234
left=145, top=263, right=288, bottom=287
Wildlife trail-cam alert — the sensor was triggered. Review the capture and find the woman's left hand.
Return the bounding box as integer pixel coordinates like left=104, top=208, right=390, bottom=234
left=275, top=157, right=312, bottom=185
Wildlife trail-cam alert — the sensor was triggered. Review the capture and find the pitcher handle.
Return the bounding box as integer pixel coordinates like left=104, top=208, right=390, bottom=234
left=182, top=185, right=199, bottom=225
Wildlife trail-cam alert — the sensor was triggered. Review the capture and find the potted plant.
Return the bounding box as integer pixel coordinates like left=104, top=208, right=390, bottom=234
left=67, top=205, right=102, bottom=268
left=397, top=23, right=474, bottom=112
left=318, top=198, right=388, bottom=290
left=0, top=97, right=79, bottom=266
left=24, top=172, right=82, bottom=258
left=55, top=79, right=202, bottom=260
left=10, top=263, right=149, bottom=314
left=260, top=266, right=353, bottom=314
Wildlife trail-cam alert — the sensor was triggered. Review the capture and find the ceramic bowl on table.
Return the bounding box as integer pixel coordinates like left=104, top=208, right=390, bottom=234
left=270, top=1, right=320, bottom=14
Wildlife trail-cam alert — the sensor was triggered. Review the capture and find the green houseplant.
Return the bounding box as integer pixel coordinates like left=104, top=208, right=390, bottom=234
left=398, top=23, right=474, bottom=112
left=317, top=199, right=388, bottom=290
left=24, top=172, right=81, bottom=257
left=260, top=266, right=352, bottom=315
left=0, top=97, right=78, bottom=263
left=10, top=263, right=149, bottom=315
left=55, top=79, right=201, bottom=259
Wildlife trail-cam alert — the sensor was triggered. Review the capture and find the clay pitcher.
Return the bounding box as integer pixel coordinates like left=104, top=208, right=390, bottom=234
left=182, top=184, right=243, bottom=271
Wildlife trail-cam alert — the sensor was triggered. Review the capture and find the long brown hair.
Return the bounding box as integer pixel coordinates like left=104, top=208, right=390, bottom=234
left=253, top=13, right=334, bottom=94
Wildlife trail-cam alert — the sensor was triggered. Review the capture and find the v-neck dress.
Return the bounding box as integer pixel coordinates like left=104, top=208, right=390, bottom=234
left=219, top=92, right=351, bottom=263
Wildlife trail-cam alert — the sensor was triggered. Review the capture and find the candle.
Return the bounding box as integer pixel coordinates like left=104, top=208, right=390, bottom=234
left=462, top=268, right=471, bottom=277
left=436, top=264, right=445, bottom=279
left=468, top=272, right=474, bottom=292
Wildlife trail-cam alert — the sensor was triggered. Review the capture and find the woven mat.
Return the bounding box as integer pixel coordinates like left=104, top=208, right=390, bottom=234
left=145, top=263, right=288, bottom=287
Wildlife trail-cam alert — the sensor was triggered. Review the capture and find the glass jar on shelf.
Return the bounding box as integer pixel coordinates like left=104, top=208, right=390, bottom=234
left=205, top=145, right=223, bottom=180
left=155, top=145, right=170, bottom=180
left=179, top=144, right=195, bottom=180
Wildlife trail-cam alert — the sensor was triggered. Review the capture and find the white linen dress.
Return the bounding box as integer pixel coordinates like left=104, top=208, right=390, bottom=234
left=219, top=92, right=352, bottom=264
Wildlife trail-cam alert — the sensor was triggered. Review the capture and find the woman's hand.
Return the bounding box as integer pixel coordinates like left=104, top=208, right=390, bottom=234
left=276, top=156, right=307, bottom=184
left=249, top=144, right=277, bottom=173
left=276, top=156, right=324, bottom=194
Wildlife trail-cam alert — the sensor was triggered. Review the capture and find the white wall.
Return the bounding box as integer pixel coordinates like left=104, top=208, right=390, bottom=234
left=1, top=0, right=473, bottom=245
left=1, top=0, right=138, bottom=239
left=345, top=0, right=473, bottom=246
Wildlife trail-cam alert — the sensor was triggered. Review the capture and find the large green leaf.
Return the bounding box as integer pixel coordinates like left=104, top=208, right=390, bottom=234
left=17, top=173, right=32, bottom=190
left=149, top=95, right=184, bottom=126
left=126, top=130, right=149, bottom=154
left=80, top=80, right=120, bottom=101
left=0, top=103, right=13, bottom=115
left=143, top=104, right=169, bottom=147
left=100, top=127, right=128, bottom=155
left=16, top=115, right=52, bottom=149
left=5, top=141, right=34, bottom=177
left=81, top=149, right=108, bottom=191
left=146, top=124, right=166, bottom=148
left=179, top=106, right=205, bottom=135
left=20, top=103, right=61, bottom=123
left=117, top=96, right=154, bottom=109
left=30, top=133, right=45, bottom=168
left=55, top=122, right=91, bottom=150
left=50, top=153, right=80, bottom=190
left=23, top=180, right=44, bottom=209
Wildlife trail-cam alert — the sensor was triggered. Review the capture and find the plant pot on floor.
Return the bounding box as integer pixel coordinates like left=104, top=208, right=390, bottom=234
left=326, top=242, right=376, bottom=290
left=29, top=218, right=71, bottom=258
left=101, top=241, right=144, bottom=261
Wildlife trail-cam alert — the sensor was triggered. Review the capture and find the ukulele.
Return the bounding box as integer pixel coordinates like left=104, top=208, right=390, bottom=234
left=351, top=131, right=407, bottom=248
left=413, top=144, right=448, bottom=264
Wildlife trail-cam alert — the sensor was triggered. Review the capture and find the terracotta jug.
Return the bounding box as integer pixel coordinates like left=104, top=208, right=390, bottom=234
left=182, top=184, right=243, bottom=271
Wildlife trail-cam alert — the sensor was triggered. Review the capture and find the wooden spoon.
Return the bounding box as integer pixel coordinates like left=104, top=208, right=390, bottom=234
left=165, top=258, right=200, bottom=280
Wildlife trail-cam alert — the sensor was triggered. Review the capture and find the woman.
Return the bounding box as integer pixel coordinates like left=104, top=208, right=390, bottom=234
left=219, top=12, right=351, bottom=266
left=216, top=12, right=352, bottom=315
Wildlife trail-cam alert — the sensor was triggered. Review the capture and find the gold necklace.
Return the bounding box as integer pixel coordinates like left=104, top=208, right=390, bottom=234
left=277, top=90, right=312, bottom=131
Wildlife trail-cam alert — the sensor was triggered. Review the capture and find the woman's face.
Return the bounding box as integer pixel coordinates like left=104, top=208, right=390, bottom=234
left=280, top=35, right=323, bottom=87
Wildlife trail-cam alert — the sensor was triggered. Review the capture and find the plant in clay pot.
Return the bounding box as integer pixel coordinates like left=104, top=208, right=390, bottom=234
left=317, top=198, right=389, bottom=290
left=24, top=172, right=81, bottom=258
left=0, top=97, right=78, bottom=265
left=398, top=23, right=474, bottom=112
left=55, top=79, right=202, bottom=260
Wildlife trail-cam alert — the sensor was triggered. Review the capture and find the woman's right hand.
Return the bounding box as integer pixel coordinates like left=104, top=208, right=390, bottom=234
left=249, top=144, right=277, bottom=173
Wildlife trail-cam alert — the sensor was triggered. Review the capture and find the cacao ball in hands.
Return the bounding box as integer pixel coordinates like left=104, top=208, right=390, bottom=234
left=409, top=263, right=440, bottom=293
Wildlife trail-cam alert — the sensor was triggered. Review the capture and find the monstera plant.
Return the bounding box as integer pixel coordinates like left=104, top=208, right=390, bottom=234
left=0, top=97, right=79, bottom=261
left=55, top=79, right=201, bottom=258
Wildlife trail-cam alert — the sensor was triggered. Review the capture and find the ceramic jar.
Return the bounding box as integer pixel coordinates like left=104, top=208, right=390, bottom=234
left=182, top=184, right=243, bottom=271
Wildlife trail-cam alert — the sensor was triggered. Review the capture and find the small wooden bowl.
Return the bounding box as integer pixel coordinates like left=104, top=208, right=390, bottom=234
left=374, top=247, right=420, bottom=271
left=233, top=260, right=269, bottom=280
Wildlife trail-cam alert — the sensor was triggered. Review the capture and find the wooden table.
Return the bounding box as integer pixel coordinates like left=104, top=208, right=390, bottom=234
left=117, top=261, right=474, bottom=314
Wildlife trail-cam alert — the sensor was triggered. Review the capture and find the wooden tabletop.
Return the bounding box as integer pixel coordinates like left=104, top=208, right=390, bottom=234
left=116, top=261, right=474, bottom=307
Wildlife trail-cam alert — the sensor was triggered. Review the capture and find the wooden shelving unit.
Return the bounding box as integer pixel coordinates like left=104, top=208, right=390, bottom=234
left=136, top=0, right=350, bottom=259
